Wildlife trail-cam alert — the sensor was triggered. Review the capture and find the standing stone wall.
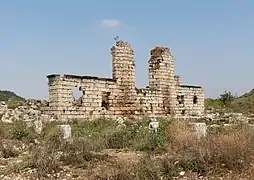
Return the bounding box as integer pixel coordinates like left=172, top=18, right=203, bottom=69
left=45, top=74, right=117, bottom=120
left=168, top=53, right=177, bottom=115
left=44, top=40, right=205, bottom=120
left=174, top=75, right=181, bottom=87
left=175, top=85, right=205, bottom=116
left=111, top=41, right=137, bottom=116
left=135, top=88, right=164, bottom=117
left=148, top=47, right=177, bottom=115
left=149, top=47, right=171, bottom=92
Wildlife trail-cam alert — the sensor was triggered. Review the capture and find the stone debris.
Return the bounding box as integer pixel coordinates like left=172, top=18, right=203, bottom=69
left=0, top=101, right=7, bottom=114
left=0, top=100, right=56, bottom=133
left=149, top=118, right=159, bottom=134
left=0, top=139, right=28, bottom=158
left=57, top=124, right=72, bottom=141
left=114, top=117, right=126, bottom=129
left=33, top=119, right=43, bottom=134
left=202, top=112, right=253, bottom=124
left=188, top=122, right=207, bottom=138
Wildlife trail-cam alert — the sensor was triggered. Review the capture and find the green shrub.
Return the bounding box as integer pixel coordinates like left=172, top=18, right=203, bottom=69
left=69, top=119, right=118, bottom=151
left=0, top=120, right=34, bottom=140
left=10, top=121, right=31, bottom=140
left=60, top=140, right=108, bottom=168
left=106, top=118, right=171, bottom=152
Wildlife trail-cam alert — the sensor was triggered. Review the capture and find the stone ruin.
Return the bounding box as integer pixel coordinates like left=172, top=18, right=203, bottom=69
left=42, top=40, right=205, bottom=120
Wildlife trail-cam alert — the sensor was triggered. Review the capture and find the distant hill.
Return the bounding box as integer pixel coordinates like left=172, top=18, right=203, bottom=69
left=231, top=88, right=254, bottom=113
left=239, top=88, right=254, bottom=98
left=205, top=89, right=254, bottom=114
left=0, top=90, right=25, bottom=103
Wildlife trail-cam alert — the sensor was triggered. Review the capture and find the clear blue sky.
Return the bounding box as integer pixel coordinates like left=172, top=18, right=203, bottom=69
left=1, top=0, right=254, bottom=99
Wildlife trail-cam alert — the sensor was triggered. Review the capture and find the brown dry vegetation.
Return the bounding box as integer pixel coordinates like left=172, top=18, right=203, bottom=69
left=166, top=121, right=254, bottom=175
left=0, top=119, right=254, bottom=179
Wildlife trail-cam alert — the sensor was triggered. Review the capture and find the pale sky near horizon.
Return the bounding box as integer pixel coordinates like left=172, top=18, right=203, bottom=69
left=1, top=0, right=254, bottom=100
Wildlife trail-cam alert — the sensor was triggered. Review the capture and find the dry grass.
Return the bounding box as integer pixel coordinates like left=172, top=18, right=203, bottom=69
left=166, top=120, right=200, bottom=153
left=165, top=120, right=254, bottom=175
left=1, top=119, right=254, bottom=179
left=0, top=139, right=19, bottom=158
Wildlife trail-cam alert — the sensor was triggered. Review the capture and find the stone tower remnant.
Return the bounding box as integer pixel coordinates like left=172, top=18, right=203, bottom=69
left=148, top=47, right=177, bottom=115
left=45, top=40, right=205, bottom=120
left=111, top=41, right=137, bottom=116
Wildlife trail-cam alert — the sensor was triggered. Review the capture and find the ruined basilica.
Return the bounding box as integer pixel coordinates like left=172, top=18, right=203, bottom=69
left=44, top=41, right=205, bottom=120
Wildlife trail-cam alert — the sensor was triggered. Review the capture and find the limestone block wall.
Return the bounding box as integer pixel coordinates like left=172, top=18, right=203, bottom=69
left=44, top=40, right=205, bottom=120
left=135, top=88, right=164, bottom=116
left=111, top=41, right=137, bottom=115
left=45, top=74, right=117, bottom=120
left=175, top=85, right=205, bottom=116
left=148, top=47, right=177, bottom=115
left=174, top=75, right=181, bottom=86
left=169, top=55, right=177, bottom=115
left=148, top=47, right=171, bottom=92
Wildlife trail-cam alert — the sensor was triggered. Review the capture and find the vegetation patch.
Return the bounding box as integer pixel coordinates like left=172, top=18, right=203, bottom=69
left=0, top=117, right=254, bottom=179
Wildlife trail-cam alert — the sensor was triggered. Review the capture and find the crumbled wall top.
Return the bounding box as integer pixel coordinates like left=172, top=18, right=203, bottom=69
left=150, top=47, right=171, bottom=56
left=44, top=40, right=205, bottom=119
left=115, top=40, right=132, bottom=47
left=111, top=40, right=133, bottom=53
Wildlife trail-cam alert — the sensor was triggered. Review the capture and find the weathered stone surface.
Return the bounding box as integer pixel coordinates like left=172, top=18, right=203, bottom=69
left=0, top=100, right=56, bottom=135
left=202, top=112, right=252, bottom=124
left=44, top=40, right=205, bottom=120
left=189, top=122, right=207, bottom=138
left=149, top=118, right=159, bottom=134
left=34, top=119, right=43, bottom=134
left=0, top=101, right=7, bottom=114
left=57, top=125, right=72, bottom=141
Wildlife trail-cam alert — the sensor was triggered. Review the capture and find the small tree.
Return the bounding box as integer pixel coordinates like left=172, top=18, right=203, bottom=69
left=219, top=91, right=235, bottom=107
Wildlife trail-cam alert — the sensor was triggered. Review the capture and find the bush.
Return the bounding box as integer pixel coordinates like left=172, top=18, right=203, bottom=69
left=60, top=139, right=109, bottom=168
left=166, top=120, right=200, bottom=153
left=10, top=121, right=31, bottom=140
left=100, top=154, right=160, bottom=180
left=30, top=144, right=60, bottom=178
left=106, top=129, right=133, bottom=149
left=70, top=119, right=117, bottom=151
left=132, top=154, right=160, bottom=179
left=107, top=118, right=171, bottom=152
left=0, top=120, right=36, bottom=142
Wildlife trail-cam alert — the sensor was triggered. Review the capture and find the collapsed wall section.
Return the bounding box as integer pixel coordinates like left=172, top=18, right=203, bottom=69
left=45, top=74, right=117, bottom=120
left=175, top=85, right=205, bottom=116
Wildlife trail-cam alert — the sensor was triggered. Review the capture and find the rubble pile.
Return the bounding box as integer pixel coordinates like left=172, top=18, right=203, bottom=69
left=203, top=112, right=252, bottom=124
left=0, top=100, right=55, bottom=125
